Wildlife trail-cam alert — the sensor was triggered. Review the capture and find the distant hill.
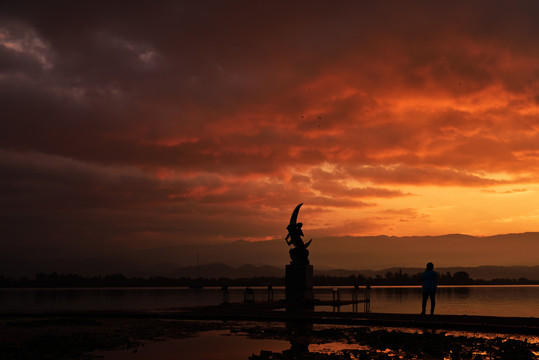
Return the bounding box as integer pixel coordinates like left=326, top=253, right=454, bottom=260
left=136, top=232, right=539, bottom=274
left=168, top=263, right=539, bottom=281
left=161, top=232, right=538, bottom=270
left=170, top=263, right=283, bottom=278
left=2, top=232, right=538, bottom=277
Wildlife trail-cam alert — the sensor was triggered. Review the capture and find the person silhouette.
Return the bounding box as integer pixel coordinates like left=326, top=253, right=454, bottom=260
left=420, top=262, right=438, bottom=315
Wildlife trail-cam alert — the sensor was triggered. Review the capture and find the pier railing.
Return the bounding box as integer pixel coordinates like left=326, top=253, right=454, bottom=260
left=219, top=285, right=371, bottom=312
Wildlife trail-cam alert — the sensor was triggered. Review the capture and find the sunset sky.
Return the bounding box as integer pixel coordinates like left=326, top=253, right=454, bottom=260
left=2, top=1, right=539, bottom=256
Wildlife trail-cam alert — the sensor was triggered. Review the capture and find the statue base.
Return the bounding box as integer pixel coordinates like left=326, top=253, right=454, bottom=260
left=285, top=263, right=314, bottom=310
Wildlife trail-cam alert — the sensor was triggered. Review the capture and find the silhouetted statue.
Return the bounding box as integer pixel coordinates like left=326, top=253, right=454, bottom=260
left=285, top=203, right=312, bottom=265
left=421, top=262, right=438, bottom=315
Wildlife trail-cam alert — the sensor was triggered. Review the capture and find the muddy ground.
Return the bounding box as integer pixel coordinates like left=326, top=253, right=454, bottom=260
left=0, top=317, right=537, bottom=360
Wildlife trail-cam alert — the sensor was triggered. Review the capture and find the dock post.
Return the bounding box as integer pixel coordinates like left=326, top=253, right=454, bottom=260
left=364, top=285, right=371, bottom=312
left=267, top=285, right=273, bottom=302
left=352, top=284, right=359, bottom=312
left=221, top=285, right=229, bottom=304
left=332, top=288, right=341, bottom=312
left=244, top=287, right=255, bottom=303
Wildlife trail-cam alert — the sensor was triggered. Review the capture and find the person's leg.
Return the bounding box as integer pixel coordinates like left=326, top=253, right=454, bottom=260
left=430, top=292, right=436, bottom=315
left=421, top=292, right=428, bottom=314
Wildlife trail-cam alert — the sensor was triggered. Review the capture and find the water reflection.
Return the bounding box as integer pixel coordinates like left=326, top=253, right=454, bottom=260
left=1, top=286, right=538, bottom=317
left=441, top=286, right=471, bottom=298
left=10, top=316, right=533, bottom=360
left=249, top=318, right=314, bottom=359
left=99, top=329, right=291, bottom=360
left=248, top=324, right=539, bottom=360
left=286, top=320, right=313, bottom=354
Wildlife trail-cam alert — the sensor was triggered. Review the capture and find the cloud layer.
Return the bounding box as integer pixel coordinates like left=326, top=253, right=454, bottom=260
left=2, top=1, right=539, bottom=255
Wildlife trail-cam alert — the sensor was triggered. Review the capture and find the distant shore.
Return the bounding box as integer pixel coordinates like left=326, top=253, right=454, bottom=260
left=1, top=271, right=538, bottom=288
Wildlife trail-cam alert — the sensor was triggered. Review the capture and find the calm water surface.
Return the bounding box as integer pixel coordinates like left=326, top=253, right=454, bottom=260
left=1, top=285, right=537, bottom=317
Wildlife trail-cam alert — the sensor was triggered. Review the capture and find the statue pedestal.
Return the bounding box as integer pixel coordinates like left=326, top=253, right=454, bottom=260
left=285, top=263, right=314, bottom=310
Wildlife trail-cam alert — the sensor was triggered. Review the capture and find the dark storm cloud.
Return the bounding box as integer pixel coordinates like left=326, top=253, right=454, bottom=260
left=3, top=1, right=539, bottom=169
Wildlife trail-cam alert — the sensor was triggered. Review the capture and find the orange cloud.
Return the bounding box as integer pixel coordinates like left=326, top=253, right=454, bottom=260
left=2, top=1, right=539, bottom=263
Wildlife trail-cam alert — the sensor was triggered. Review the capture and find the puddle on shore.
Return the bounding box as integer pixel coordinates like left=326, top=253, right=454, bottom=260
left=95, top=330, right=290, bottom=360
left=95, top=323, right=539, bottom=360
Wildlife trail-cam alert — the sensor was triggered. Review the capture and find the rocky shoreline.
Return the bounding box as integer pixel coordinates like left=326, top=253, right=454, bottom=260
left=1, top=314, right=537, bottom=359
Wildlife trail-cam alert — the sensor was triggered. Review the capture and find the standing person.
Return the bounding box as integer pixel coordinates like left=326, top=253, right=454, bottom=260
left=421, top=262, right=438, bottom=315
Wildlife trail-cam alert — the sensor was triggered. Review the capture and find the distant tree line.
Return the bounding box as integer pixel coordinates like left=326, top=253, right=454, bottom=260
left=313, top=270, right=537, bottom=286
left=0, top=270, right=537, bottom=288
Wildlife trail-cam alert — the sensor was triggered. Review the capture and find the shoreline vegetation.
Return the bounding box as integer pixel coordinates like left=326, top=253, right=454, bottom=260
left=1, top=271, right=538, bottom=288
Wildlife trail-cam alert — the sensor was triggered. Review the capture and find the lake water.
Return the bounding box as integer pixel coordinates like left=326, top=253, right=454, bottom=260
left=1, top=285, right=537, bottom=317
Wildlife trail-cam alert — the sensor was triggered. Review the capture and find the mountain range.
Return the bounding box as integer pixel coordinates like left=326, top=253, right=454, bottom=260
left=2, top=232, right=538, bottom=278
left=170, top=263, right=539, bottom=281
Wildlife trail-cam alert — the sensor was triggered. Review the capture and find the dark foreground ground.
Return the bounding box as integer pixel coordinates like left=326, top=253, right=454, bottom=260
left=0, top=312, right=537, bottom=360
